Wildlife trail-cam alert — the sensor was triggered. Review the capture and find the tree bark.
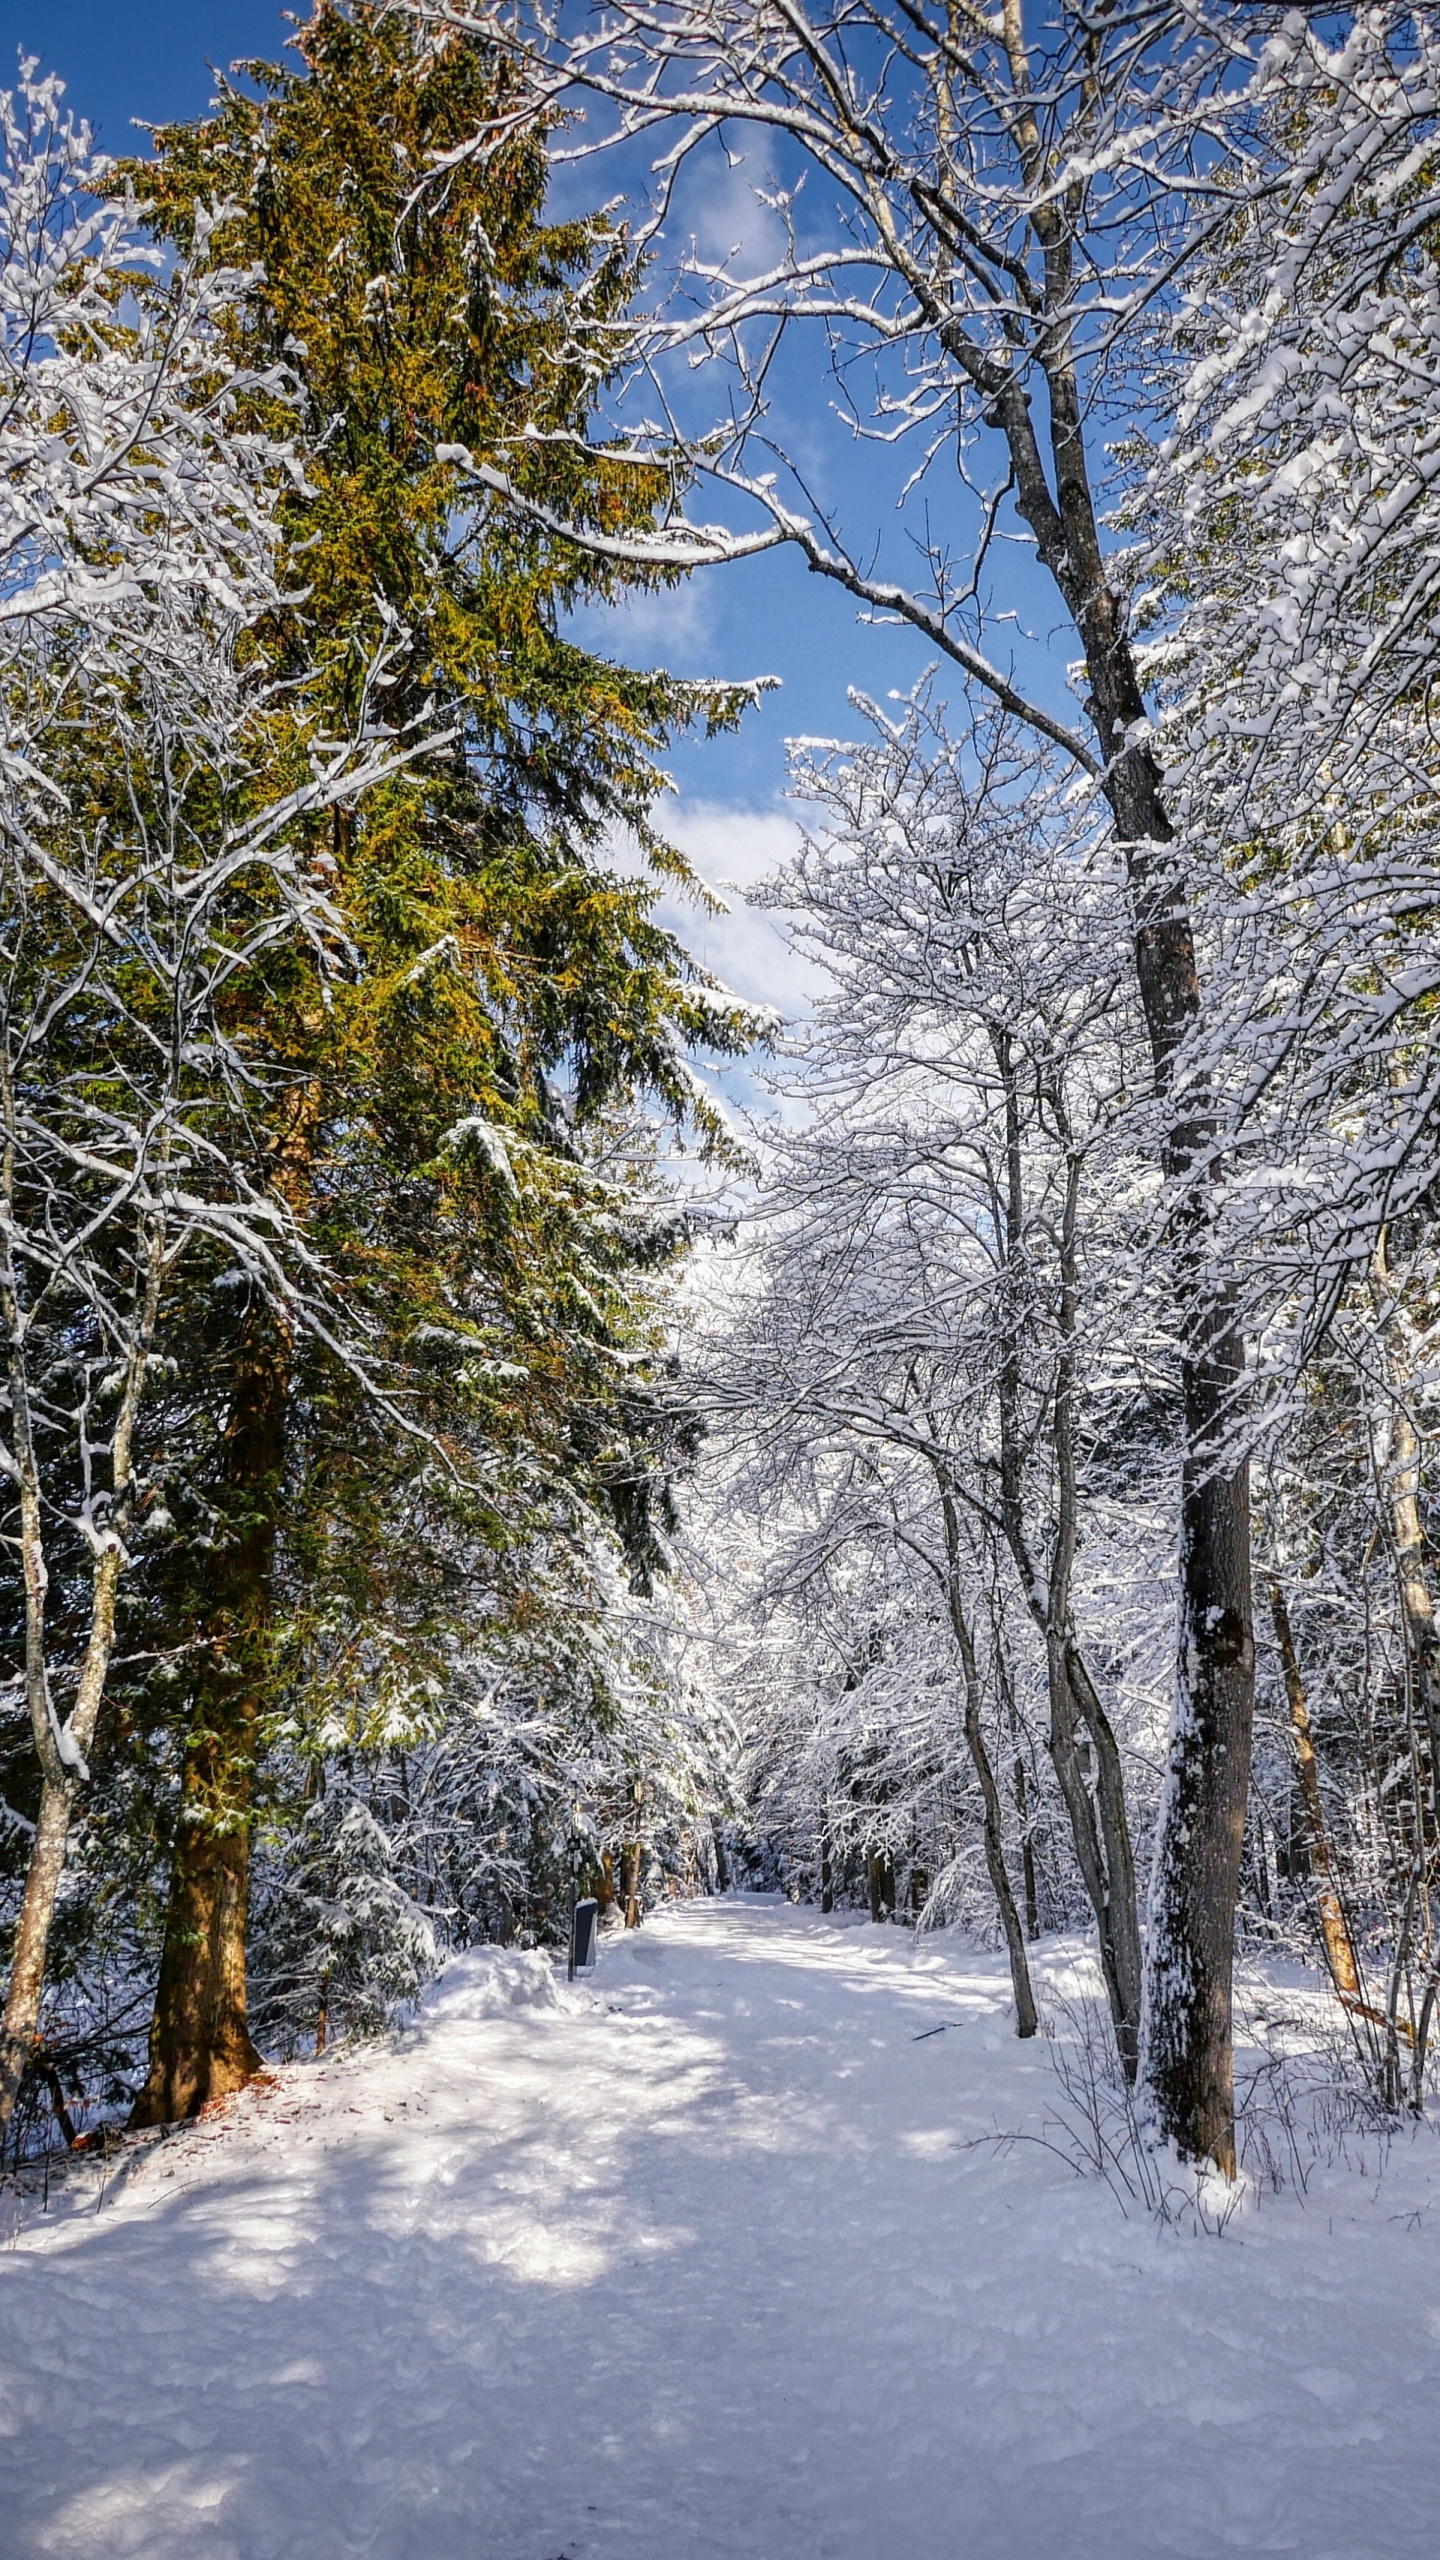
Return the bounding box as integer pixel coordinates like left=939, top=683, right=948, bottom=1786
left=975, top=65, right=1256, bottom=2166
left=991, top=1621, right=1044, bottom=1939
left=130, top=1325, right=289, bottom=2125
left=1140, top=1323, right=1253, bottom=2174
left=1266, top=1574, right=1361, bottom=2002
left=1012, top=1753, right=1039, bottom=1940
left=938, top=1481, right=1038, bottom=2038
left=0, top=1163, right=166, bottom=2134
left=1052, top=553, right=1253, bottom=2176
left=866, top=1849, right=896, bottom=1922
left=1372, top=1235, right=1440, bottom=1808
left=0, top=1781, right=74, bottom=2132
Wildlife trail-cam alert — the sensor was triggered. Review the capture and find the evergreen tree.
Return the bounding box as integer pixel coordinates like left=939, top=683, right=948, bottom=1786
left=116, top=1, right=763, bottom=2121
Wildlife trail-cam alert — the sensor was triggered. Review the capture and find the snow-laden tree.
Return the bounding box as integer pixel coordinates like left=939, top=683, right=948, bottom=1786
left=414, top=0, right=1327, bottom=2171
left=0, top=68, right=282, bottom=665
left=0, top=68, right=427, bottom=2132
left=698, top=1463, right=1060, bottom=1943
left=243, top=1441, right=743, bottom=2053
left=690, top=693, right=1175, bottom=2050
left=1131, top=10, right=1440, bottom=2106
left=249, top=1793, right=439, bottom=2054
left=1138, top=8, right=1440, bottom=1329
left=115, top=5, right=779, bottom=2126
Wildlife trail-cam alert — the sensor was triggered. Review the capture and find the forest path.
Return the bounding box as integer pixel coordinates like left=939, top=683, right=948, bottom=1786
left=2, top=1897, right=1438, bottom=2560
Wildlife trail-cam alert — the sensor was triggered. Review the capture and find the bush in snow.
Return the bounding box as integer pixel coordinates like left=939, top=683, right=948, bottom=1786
left=249, top=1793, right=437, bottom=2055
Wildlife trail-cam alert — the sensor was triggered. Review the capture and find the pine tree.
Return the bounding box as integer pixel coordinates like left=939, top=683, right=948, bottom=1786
left=120, top=1, right=763, bottom=2121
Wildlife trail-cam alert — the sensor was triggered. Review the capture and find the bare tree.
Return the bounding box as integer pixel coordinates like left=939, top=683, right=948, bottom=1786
left=417, top=0, right=1286, bottom=2168
left=757, top=695, right=1148, bottom=2064
left=692, top=691, right=1174, bottom=2043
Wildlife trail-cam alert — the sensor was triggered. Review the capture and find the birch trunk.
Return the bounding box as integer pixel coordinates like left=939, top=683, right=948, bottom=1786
left=0, top=1086, right=166, bottom=2131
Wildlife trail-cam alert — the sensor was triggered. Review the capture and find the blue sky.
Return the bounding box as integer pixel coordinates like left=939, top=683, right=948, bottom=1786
left=0, top=1, right=285, bottom=135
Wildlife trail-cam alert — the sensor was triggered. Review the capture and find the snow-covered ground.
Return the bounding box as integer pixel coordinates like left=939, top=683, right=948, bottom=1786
left=2, top=1897, right=1438, bottom=2559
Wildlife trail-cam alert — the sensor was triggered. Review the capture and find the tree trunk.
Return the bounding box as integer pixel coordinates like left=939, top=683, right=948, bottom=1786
left=1064, top=1641, right=1144, bottom=2078
left=1267, top=1574, right=1361, bottom=2002
left=1012, top=1753, right=1039, bottom=1940
left=130, top=1326, right=289, bottom=2126
left=938, top=1482, right=1037, bottom=2038
left=1094, top=727, right=1255, bottom=2176
left=988, top=1065, right=1143, bottom=2073
left=0, top=1175, right=166, bottom=2137
left=1373, top=1238, right=1440, bottom=1807
left=1140, top=1317, right=1253, bottom=2175
left=0, top=1779, right=74, bottom=2131
left=1048, top=564, right=1252, bottom=2172
left=993, top=1627, right=1043, bottom=1939
left=982, top=209, right=1257, bottom=2166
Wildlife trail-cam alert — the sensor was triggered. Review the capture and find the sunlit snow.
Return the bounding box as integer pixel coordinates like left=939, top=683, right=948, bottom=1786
left=2, top=1898, right=1437, bottom=2560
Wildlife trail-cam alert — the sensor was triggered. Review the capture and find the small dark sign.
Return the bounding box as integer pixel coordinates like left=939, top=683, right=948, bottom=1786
left=569, top=1896, right=599, bottom=1976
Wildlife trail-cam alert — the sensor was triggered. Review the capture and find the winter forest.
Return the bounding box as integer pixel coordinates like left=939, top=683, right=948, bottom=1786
left=5, top=4, right=1440, bottom=2553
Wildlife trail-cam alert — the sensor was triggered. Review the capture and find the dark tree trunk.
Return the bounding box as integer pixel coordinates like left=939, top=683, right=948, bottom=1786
left=866, top=1850, right=896, bottom=1923
left=130, top=1327, right=289, bottom=2126
left=1071, top=640, right=1253, bottom=2171
left=1022, top=525, right=1252, bottom=2164
left=1012, top=1753, right=1039, bottom=1940
left=994, top=1626, right=1043, bottom=1939
left=977, top=248, right=1257, bottom=2167
left=1063, top=1640, right=1144, bottom=2080
left=1140, top=1317, right=1254, bottom=2173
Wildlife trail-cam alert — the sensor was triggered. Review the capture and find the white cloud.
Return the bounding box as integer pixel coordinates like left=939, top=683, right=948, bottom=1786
left=601, top=800, right=823, bottom=1178
left=679, top=131, right=789, bottom=275
left=652, top=800, right=820, bottom=1027
left=568, top=579, right=716, bottom=664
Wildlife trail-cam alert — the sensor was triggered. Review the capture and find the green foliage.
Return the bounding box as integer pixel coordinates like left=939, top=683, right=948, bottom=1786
left=44, top=0, right=765, bottom=2059
left=118, top=0, right=765, bottom=1535
left=2, top=6, right=761, bottom=2119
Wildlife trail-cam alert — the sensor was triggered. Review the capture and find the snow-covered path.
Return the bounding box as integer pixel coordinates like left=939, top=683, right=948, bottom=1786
left=2, top=1898, right=1438, bottom=2560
